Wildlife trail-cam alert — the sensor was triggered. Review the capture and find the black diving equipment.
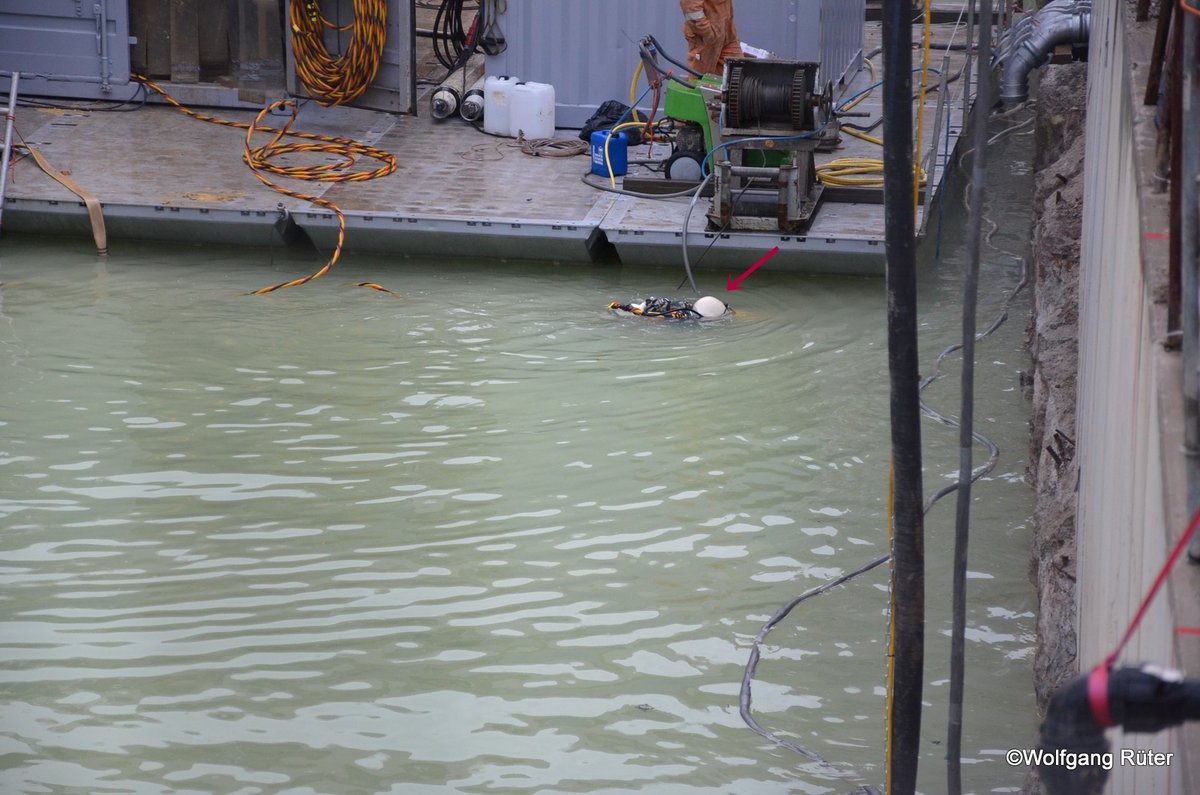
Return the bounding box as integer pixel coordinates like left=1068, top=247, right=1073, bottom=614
left=608, top=295, right=729, bottom=320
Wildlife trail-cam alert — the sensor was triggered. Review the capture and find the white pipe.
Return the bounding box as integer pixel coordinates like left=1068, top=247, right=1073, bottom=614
left=0, top=71, right=19, bottom=236
left=1000, top=1, right=1090, bottom=105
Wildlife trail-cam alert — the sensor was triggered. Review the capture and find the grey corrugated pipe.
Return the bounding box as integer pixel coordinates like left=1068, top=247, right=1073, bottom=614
left=999, top=0, right=1091, bottom=105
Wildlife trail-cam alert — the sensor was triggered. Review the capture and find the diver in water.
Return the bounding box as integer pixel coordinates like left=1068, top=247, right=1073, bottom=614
left=608, top=295, right=730, bottom=320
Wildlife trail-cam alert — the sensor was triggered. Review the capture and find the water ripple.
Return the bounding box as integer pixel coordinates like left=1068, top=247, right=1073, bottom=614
left=0, top=244, right=1038, bottom=793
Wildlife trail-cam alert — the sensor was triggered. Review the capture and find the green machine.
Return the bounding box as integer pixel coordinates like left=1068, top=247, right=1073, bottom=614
left=660, top=75, right=723, bottom=182
left=659, top=70, right=800, bottom=183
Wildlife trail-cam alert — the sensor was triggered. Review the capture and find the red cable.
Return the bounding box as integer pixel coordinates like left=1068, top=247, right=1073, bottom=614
left=1087, top=664, right=1113, bottom=728
left=1102, top=505, right=1200, bottom=670
left=1182, top=0, right=1200, bottom=19
left=1086, top=506, right=1200, bottom=729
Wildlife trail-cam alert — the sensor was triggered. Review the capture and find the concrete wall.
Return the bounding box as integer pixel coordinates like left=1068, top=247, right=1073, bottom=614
left=1073, top=3, right=1193, bottom=792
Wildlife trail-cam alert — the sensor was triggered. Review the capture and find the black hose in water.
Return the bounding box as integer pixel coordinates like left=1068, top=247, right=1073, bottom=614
left=881, top=1, right=925, bottom=792
left=738, top=553, right=889, bottom=770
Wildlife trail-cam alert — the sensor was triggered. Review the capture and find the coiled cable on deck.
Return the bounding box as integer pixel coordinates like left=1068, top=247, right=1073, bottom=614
left=290, top=0, right=388, bottom=106
left=241, top=98, right=398, bottom=294
left=136, top=76, right=399, bottom=295
left=517, top=135, right=589, bottom=158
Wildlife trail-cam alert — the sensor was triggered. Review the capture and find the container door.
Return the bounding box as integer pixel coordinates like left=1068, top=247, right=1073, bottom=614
left=0, top=0, right=133, bottom=101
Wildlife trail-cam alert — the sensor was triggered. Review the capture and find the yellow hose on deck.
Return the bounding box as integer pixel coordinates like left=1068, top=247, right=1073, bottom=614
left=241, top=99, right=398, bottom=294
left=132, top=1, right=399, bottom=294
left=817, top=158, right=925, bottom=189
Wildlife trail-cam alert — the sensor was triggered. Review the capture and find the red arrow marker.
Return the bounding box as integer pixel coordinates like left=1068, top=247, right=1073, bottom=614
left=726, top=246, right=780, bottom=291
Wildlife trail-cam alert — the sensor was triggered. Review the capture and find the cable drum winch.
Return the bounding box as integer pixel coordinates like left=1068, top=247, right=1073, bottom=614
left=709, top=58, right=833, bottom=233
left=723, top=60, right=821, bottom=135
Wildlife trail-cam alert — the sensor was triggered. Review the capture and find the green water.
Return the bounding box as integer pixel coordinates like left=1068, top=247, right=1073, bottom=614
left=1, top=135, right=1038, bottom=794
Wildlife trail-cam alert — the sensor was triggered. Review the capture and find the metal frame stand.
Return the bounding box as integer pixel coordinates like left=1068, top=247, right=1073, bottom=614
left=708, top=138, right=823, bottom=232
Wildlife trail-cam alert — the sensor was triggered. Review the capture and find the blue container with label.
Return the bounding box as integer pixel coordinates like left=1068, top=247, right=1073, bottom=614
left=590, top=130, right=628, bottom=177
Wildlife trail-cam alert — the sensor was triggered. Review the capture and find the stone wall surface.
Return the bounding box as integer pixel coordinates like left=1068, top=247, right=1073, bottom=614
left=1022, top=61, right=1088, bottom=795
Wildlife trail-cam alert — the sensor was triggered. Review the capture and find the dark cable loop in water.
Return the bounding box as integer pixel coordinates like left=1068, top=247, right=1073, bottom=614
left=737, top=108, right=1032, bottom=787
left=739, top=554, right=890, bottom=776
left=680, top=176, right=773, bottom=294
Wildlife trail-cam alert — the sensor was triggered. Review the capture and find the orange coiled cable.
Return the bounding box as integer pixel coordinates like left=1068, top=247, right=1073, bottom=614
left=136, top=76, right=399, bottom=295
left=290, top=0, right=389, bottom=106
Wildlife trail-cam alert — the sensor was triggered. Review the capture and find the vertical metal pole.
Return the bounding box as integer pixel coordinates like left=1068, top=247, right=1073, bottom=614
left=920, top=53, right=952, bottom=237
left=98, top=0, right=112, bottom=93
left=963, top=0, right=976, bottom=126
left=1184, top=6, right=1200, bottom=561
left=882, top=0, right=925, bottom=792
left=0, top=71, right=20, bottom=238
left=947, top=2, right=991, bottom=791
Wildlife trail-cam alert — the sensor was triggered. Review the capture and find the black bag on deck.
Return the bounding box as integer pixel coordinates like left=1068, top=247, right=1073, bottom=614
left=577, top=100, right=643, bottom=146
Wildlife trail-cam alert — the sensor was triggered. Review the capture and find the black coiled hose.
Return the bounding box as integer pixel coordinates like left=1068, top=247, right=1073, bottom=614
left=431, top=0, right=506, bottom=72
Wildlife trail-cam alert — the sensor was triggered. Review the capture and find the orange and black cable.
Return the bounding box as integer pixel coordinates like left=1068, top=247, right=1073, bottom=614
left=290, top=0, right=389, bottom=107
left=136, top=77, right=398, bottom=295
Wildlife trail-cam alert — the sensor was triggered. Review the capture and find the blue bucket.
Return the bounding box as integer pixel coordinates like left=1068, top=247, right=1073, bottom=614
left=591, top=130, right=628, bottom=177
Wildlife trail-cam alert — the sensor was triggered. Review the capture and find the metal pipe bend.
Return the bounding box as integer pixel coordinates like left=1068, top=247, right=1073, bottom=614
left=999, top=1, right=1091, bottom=105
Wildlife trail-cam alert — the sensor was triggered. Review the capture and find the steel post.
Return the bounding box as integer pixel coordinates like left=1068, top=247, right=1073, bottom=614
left=0, top=71, right=20, bottom=237
left=882, top=0, right=925, bottom=791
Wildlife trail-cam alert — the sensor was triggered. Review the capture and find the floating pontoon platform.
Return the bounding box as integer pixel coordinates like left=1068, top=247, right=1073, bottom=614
left=2, top=18, right=976, bottom=275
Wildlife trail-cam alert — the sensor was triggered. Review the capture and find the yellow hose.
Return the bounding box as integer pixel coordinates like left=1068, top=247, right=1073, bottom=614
left=836, top=61, right=881, bottom=148
left=844, top=127, right=884, bottom=147
left=840, top=56, right=878, bottom=114
left=913, top=0, right=934, bottom=217
left=132, top=2, right=399, bottom=295
left=602, top=120, right=647, bottom=188
left=816, top=158, right=924, bottom=189
left=628, top=61, right=645, bottom=123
